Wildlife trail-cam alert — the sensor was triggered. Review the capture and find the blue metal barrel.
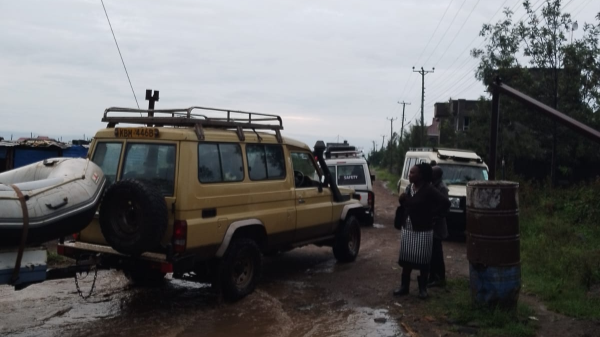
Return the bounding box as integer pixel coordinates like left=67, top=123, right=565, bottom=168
left=466, top=181, right=520, bottom=309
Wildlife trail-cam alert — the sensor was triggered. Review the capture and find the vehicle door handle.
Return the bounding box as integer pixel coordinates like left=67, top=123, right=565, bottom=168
left=298, top=198, right=305, bottom=204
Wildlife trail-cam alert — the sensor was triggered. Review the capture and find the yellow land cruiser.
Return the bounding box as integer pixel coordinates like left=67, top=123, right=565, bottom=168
left=58, top=106, right=364, bottom=300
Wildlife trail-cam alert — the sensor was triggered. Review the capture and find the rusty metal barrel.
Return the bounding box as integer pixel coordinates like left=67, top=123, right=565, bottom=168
left=466, top=181, right=520, bottom=310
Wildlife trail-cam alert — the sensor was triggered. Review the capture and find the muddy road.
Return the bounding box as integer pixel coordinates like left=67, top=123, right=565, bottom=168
left=0, top=181, right=470, bottom=337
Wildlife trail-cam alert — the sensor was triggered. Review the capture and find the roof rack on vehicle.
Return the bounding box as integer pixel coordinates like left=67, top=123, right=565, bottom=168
left=102, top=106, right=284, bottom=143
left=327, top=150, right=363, bottom=159
left=408, top=147, right=435, bottom=152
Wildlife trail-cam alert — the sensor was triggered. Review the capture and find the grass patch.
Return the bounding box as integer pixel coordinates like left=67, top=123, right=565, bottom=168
left=375, top=165, right=600, bottom=319
left=372, top=167, right=400, bottom=194
left=429, top=279, right=537, bottom=337
left=520, top=188, right=600, bottom=318
left=47, top=251, right=67, bottom=265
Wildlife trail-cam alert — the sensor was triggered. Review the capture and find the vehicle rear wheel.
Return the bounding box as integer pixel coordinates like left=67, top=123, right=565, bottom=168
left=99, top=179, right=168, bottom=256
left=219, top=238, right=262, bottom=301
left=333, top=215, right=361, bottom=263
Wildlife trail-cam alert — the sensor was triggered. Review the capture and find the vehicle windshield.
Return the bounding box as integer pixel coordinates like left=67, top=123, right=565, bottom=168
left=438, top=164, right=488, bottom=185
left=334, top=165, right=366, bottom=186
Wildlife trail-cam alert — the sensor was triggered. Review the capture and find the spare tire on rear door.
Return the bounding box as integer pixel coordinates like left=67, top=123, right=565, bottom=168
left=100, top=179, right=168, bottom=256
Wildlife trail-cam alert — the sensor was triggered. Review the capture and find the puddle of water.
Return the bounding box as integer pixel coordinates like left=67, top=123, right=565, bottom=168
left=290, top=306, right=403, bottom=337
left=176, top=289, right=405, bottom=337
left=373, top=223, right=386, bottom=229
left=309, top=259, right=337, bottom=274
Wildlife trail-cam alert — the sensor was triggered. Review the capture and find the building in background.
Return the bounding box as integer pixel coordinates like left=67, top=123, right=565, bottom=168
left=0, top=136, right=89, bottom=173
left=434, top=99, right=480, bottom=132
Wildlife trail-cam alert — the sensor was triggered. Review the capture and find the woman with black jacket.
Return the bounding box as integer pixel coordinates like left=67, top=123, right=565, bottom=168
left=394, top=162, right=450, bottom=299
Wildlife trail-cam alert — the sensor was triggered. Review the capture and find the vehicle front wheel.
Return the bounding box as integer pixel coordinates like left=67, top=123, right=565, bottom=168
left=219, top=238, right=262, bottom=301
left=333, top=215, right=361, bottom=263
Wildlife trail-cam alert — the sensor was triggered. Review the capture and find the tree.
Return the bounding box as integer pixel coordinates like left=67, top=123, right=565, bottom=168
left=470, top=1, right=600, bottom=182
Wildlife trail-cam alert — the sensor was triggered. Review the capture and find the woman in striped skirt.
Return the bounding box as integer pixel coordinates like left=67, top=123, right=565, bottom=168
left=394, top=163, right=450, bottom=299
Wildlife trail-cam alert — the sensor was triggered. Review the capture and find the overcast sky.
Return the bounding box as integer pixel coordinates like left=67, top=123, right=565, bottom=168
left=0, top=0, right=597, bottom=152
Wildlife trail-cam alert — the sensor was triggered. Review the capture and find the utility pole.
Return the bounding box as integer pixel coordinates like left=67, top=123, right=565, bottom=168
left=386, top=117, right=397, bottom=146
left=397, top=101, right=411, bottom=141
left=380, top=135, right=386, bottom=150
left=413, top=67, right=434, bottom=146
left=386, top=117, right=398, bottom=171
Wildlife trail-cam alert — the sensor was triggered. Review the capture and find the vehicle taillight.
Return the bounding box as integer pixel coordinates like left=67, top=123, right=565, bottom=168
left=173, top=220, right=187, bottom=254
left=368, top=193, right=373, bottom=206
left=72, top=233, right=80, bottom=241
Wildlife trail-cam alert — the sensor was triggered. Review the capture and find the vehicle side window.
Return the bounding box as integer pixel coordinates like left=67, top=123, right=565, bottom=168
left=198, top=144, right=221, bottom=183
left=92, top=142, right=123, bottom=186
left=122, top=143, right=176, bottom=196
left=220, top=144, right=244, bottom=181
left=265, top=145, right=285, bottom=179
left=403, top=158, right=414, bottom=179
left=327, top=165, right=336, bottom=183
left=291, top=151, right=320, bottom=188
left=198, top=143, right=244, bottom=183
left=246, top=144, right=286, bottom=181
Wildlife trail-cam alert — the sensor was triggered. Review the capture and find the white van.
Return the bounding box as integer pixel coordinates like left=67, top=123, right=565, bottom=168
left=397, top=148, right=488, bottom=237
left=325, top=145, right=375, bottom=226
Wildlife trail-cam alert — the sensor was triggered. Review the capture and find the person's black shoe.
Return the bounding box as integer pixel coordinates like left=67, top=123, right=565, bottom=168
left=393, top=286, right=409, bottom=296
left=393, top=273, right=411, bottom=296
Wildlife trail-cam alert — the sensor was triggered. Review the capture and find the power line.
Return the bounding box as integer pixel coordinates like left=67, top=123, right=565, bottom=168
left=572, top=0, right=595, bottom=17
left=516, top=0, right=546, bottom=22
left=426, top=0, right=547, bottom=104
left=422, top=0, right=469, bottom=66
left=400, top=0, right=455, bottom=99
left=434, top=0, right=482, bottom=66
left=101, top=0, right=140, bottom=109
left=426, top=1, right=509, bottom=98
left=561, top=0, right=577, bottom=11
left=414, top=0, right=456, bottom=66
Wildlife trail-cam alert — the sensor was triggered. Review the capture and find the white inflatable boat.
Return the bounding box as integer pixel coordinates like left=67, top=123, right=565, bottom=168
left=0, top=158, right=106, bottom=246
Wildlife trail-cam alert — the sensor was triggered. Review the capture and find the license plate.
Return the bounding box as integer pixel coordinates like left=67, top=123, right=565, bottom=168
left=115, top=128, right=159, bottom=138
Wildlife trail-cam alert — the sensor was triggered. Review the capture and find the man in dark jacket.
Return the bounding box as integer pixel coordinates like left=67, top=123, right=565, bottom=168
left=429, top=165, right=448, bottom=287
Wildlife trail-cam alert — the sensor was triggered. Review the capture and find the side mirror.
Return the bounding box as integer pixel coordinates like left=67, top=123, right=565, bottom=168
left=371, top=174, right=376, bottom=182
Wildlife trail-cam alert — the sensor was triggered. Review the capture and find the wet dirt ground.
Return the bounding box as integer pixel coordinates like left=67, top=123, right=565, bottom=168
left=1, top=180, right=598, bottom=337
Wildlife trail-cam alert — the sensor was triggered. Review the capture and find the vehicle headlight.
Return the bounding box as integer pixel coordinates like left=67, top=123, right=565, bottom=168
left=449, top=197, right=461, bottom=209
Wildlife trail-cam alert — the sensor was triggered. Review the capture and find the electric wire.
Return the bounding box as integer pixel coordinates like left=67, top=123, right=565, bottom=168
left=423, top=0, right=469, bottom=66
left=434, top=0, right=482, bottom=66
left=101, top=0, right=140, bottom=109
left=425, top=0, right=547, bottom=106
left=572, top=0, right=595, bottom=17
left=414, top=0, right=456, bottom=67
left=427, top=0, right=509, bottom=94
left=561, top=0, right=577, bottom=10
left=399, top=0, right=455, bottom=99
